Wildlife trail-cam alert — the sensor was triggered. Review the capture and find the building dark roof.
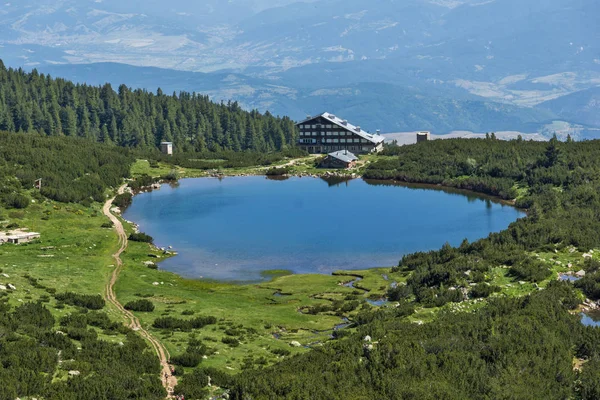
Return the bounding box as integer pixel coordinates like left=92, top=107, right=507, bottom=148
left=297, top=112, right=384, bottom=145
left=328, top=150, right=358, bottom=163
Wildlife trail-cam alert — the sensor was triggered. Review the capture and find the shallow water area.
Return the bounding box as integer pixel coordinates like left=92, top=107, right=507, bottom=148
left=123, top=176, right=525, bottom=281
left=581, top=311, right=600, bottom=327
left=558, top=273, right=580, bottom=282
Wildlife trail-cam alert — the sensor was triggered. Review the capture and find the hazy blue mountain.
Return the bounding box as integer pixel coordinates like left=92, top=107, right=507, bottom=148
left=539, top=86, right=600, bottom=128
left=40, top=62, right=556, bottom=133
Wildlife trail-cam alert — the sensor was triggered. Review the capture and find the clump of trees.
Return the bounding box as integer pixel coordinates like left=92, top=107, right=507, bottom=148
left=575, top=259, right=600, bottom=300
left=173, top=369, right=210, bottom=399
left=113, top=192, right=133, bottom=209
left=54, top=292, right=105, bottom=310
left=170, top=338, right=207, bottom=368
left=129, top=232, right=154, bottom=243
left=124, top=299, right=155, bottom=312
left=509, top=258, right=552, bottom=282
left=152, top=315, right=217, bottom=331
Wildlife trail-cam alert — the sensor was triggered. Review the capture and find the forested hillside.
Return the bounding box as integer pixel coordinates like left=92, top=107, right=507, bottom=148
left=0, top=132, right=133, bottom=204
left=0, top=299, right=165, bottom=400
left=0, top=61, right=297, bottom=152
left=228, top=138, right=600, bottom=399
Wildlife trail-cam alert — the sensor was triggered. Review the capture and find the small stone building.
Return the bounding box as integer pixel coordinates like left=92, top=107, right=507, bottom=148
left=160, top=142, right=173, bottom=155
left=416, top=131, right=431, bottom=143
left=4, top=232, right=40, bottom=244
left=320, top=150, right=358, bottom=169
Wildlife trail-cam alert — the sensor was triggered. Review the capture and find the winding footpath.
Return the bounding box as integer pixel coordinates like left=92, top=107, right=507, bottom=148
left=103, top=185, right=178, bottom=397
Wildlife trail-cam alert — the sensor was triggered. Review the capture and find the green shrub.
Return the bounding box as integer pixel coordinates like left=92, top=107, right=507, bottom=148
left=54, top=292, right=105, bottom=310
left=113, top=192, right=133, bottom=209
left=124, top=299, right=155, bottom=312
left=128, top=232, right=153, bottom=243
left=4, top=193, right=30, bottom=209
left=509, top=259, right=552, bottom=283
left=152, top=315, right=217, bottom=331
left=222, top=337, right=240, bottom=347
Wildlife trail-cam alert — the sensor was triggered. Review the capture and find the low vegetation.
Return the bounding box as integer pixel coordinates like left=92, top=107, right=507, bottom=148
left=124, top=299, right=155, bottom=312
left=128, top=232, right=154, bottom=243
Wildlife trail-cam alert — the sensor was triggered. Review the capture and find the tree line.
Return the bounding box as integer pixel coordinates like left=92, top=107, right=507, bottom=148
left=0, top=60, right=298, bottom=152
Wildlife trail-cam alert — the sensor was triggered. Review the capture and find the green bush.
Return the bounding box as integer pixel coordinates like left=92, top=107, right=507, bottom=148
left=222, top=337, right=240, bottom=347
left=152, top=316, right=217, bottom=331
left=129, top=232, right=154, bottom=243
left=113, top=193, right=133, bottom=209
left=509, top=259, right=552, bottom=283
left=54, top=292, right=105, bottom=310
left=124, top=299, right=155, bottom=312
left=4, top=193, right=30, bottom=209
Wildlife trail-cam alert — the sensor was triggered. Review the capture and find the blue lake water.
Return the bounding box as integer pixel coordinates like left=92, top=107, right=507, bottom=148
left=123, top=176, right=525, bottom=282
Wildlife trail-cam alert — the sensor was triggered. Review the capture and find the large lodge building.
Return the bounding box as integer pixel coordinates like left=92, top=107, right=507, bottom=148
left=296, top=112, right=384, bottom=154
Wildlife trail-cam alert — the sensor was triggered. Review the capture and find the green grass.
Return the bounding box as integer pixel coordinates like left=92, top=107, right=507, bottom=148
left=0, top=198, right=131, bottom=345
left=1, top=193, right=399, bottom=373
left=115, top=239, right=400, bottom=370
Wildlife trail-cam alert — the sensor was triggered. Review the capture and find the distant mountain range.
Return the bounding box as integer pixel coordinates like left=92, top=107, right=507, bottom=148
left=1, top=0, right=599, bottom=136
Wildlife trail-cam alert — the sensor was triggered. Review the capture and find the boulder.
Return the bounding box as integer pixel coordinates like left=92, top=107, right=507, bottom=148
left=289, top=341, right=302, bottom=347
left=8, top=284, right=15, bottom=290
left=68, top=370, right=81, bottom=377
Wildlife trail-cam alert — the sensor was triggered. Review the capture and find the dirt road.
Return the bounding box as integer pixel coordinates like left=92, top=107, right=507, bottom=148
left=103, top=185, right=178, bottom=396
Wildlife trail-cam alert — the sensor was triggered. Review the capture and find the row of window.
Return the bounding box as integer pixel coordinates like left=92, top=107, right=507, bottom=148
left=324, top=138, right=367, bottom=144
left=299, top=124, right=335, bottom=129
left=300, top=131, right=355, bottom=137
left=299, top=138, right=370, bottom=144
left=307, top=146, right=373, bottom=152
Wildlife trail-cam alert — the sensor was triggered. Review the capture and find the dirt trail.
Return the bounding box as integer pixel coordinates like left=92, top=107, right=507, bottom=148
left=103, top=185, right=178, bottom=397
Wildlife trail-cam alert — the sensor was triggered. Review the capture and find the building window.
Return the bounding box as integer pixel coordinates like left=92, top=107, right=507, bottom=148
left=354, top=139, right=360, bottom=143
left=333, top=139, right=339, bottom=143
left=312, top=125, right=316, bottom=129
left=340, top=138, right=346, bottom=143
left=312, top=132, right=317, bottom=136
